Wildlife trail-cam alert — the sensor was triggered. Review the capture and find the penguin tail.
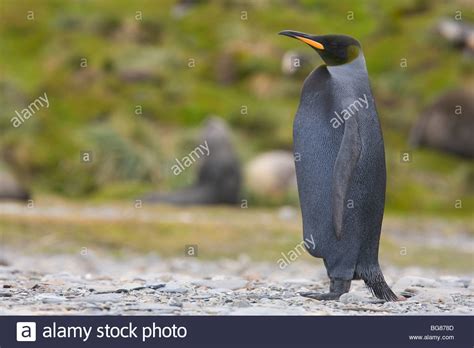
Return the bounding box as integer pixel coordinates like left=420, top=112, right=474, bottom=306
left=358, top=266, right=399, bottom=302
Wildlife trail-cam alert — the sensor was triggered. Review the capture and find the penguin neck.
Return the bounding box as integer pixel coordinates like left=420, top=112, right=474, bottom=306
left=326, top=53, right=367, bottom=75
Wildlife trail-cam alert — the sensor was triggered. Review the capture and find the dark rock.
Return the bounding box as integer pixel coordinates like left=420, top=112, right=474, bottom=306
left=0, top=169, right=31, bottom=201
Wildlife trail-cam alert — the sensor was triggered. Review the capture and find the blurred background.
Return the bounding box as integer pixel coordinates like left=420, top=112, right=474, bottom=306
left=0, top=0, right=472, bottom=273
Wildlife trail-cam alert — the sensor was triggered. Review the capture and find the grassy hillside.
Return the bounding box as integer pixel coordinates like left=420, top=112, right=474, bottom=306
left=0, top=0, right=473, bottom=215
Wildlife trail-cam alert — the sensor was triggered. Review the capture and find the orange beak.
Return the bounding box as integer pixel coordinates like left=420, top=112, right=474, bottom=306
left=295, top=36, right=325, bottom=50
left=279, top=30, right=325, bottom=50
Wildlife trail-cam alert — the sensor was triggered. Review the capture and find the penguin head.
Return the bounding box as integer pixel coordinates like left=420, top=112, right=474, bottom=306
left=279, top=30, right=361, bottom=66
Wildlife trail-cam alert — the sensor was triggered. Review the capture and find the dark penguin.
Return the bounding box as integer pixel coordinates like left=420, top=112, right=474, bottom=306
left=280, top=30, right=399, bottom=301
left=142, top=117, right=242, bottom=205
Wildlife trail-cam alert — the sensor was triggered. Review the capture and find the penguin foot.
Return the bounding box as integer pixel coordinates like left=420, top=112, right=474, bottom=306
left=299, top=291, right=343, bottom=301
left=300, top=279, right=351, bottom=301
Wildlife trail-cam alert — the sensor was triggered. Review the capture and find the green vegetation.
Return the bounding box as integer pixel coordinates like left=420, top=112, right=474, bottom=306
left=0, top=0, right=472, bottom=216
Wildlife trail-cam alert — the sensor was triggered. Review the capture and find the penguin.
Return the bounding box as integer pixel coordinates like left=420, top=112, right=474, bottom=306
left=279, top=30, right=399, bottom=301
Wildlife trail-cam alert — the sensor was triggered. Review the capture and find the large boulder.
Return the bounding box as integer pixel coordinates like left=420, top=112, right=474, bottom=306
left=245, top=151, right=297, bottom=197
left=410, top=90, right=474, bottom=158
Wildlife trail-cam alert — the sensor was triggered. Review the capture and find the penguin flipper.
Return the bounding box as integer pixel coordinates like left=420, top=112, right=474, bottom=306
left=332, top=116, right=362, bottom=240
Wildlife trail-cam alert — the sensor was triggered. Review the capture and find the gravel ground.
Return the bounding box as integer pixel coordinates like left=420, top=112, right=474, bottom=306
left=0, top=250, right=472, bottom=315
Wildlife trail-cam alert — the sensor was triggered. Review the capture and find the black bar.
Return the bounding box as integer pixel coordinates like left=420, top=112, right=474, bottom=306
left=1, top=316, right=472, bottom=347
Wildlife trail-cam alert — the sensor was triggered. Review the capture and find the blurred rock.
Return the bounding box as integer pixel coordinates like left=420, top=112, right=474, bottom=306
left=193, top=277, right=248, bottom=290
left=36, top=294, right=66, bottom=304
left=407, top=290, right=455, bottom=305
left=436, top=19, right=474, bottom=53
left=278, top=206, right=297, bottom=221
left=393, top=276, right=440, bottom=292
left=339, top=291, right=373, bottom=304
left=0, top=168, right=30, bottom=201
left=438, top=276, right=471, bottom=288
left=410, top=89, right=474, bottom=158
left=158, top=282, right=189, bottom=294
left=281, top=50, right=310, bottom=75
left=233, top=299, right=251, bottom=308
left=168, top=297, right=183, bottom=307
left=246, top=151, right=296, bottom=197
